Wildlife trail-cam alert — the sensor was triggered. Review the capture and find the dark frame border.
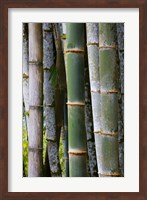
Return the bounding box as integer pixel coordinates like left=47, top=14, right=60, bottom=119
left=0, top=0, right=146, bottom=199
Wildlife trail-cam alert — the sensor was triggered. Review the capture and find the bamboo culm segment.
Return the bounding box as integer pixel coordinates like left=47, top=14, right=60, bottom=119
left=98, top=23, right=120, bottom=177
left=43, top=23, right=61, bottom=176
left=85, top=24, right=98, bottom=176
left=86, top=23, right=100, bottom=131
left=117, top=23, right=124, bottom=176
left=23, top=23, right=29, bottom=134
left=28, top=23, right=43, bottom=177
left=66, top=23, right=87, bottom=177
left=86, top=23, right=100, bottom=174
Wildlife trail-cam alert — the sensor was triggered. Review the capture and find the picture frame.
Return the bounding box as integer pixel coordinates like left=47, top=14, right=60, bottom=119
left=0, top=0, right=146, bottom=199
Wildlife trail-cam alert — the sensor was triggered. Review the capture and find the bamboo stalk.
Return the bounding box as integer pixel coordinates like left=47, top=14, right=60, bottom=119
left=117, top=23, right=124, bottom=176
left=43, top=23, right=61, bottom=176
left=23, top=23, right=29, bottom=135
left=61, top=23, right=69, bottom=177
left=65, top=23, right=87, bottom=177
left=85, top=23, right=99, bottom=177
left=98, top=23, right=120, bottom=177
left=28, top=23, right=43, bottom=177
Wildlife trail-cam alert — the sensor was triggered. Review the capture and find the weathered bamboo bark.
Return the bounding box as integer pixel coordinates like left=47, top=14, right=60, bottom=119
left=86, top=23, right=99, bottom=176
left=28, top=23, right=43, bottom=177
left=117, top=23, right=124, bottom=176
left=98, top=23, right=120, bottom=177
left=23, top=23, right=29, bottom=134
left=43, top=23, right=61, bottom=177
left=65, top=23, right=87, bottom=177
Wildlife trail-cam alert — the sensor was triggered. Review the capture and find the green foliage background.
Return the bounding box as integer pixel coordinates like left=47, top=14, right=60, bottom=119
left=23, top=125, right=65, bottom=177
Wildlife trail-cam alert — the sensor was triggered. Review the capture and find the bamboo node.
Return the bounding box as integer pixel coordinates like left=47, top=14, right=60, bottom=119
left=43, top=67, right=50, bottom=70
left=65, top=48, right=84, bottom=54
left=29, top=147, right=43, bottom=152
left=66, top=101, right=85, bottom=107
left=91, top=90, right=100, bottom=93
left=29, top=61, right=43, bottom=67
left=94, top=130, right=118, bottom=137
left=99, top=172, right=121, bottom=177
left=44, top=103, right=54, bottom=107
left=29, top=105, right=43, bottom=110
left=99, top=45, right=117, bottom=49
left=69, top=149, right=87, bottom=156
left=43, top=28, right=53, bottom=33
left=87, top=42, right=99, bottom=46
left=46, top=138, right=56, bottom=142
left=100, top=89, right=119, bottom=94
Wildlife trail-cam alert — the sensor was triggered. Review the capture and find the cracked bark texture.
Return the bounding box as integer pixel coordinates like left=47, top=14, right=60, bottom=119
left=117, top=23, right=124, bottom=176
left=43, top=23, right=61, bottom=177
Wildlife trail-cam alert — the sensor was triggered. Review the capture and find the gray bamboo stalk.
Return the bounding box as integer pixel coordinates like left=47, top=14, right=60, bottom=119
left=43, top=23, right=61, bottom=177
left=86, top=23, right=99, bottom=175
left=23, top=23, right=29, bottom=134
left=65, top=23, right=87, bottom=177
left=117, top=23, right=124, bottom=176
left=98, top=23, right=120, bottom=177
left=28, top=23, right=43, bottom=177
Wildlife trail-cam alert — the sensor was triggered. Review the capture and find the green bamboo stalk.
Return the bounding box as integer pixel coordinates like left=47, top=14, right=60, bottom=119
left=97, top=23, right=120, bottom=177
left=43, top=23, right=61, bottom=177
left=28, top=23, right=43, bottom=177
left=65, top=23, right=87, bottom=177
left=86, top=23, right=99, bottom=176
left=117, top=23, right=124, bottom=176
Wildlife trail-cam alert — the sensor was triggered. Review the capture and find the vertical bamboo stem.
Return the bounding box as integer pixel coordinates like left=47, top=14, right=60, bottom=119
left=43, top=23, right=61, bottom=176
left=23, top=23, right=29, bottom=134
left=98, top=23, right=120, bottom=177
left=65, top=23, right=87, bottom=177
left=28, top=23, right=43, bottom=177
left=117, top=23, right=124, bottom=176
left=86, top=23, right=99, bottom=176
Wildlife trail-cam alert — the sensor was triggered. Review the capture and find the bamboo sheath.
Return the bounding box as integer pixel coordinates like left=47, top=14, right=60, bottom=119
left=98, top=23, right=120, bottom=177
left=65, top=23, right=87, bottom=177
left=28, top=23, right=43, bottom=177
